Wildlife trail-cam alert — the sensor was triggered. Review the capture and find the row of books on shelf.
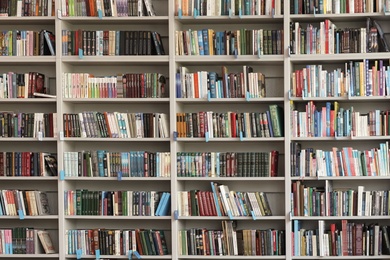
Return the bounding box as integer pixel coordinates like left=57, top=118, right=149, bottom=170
left=0, top=72, right=48, bottom=99
left=0, top=190, right=51, bottom=216
left=178, top=185, right=273, bottom=217
left=290, top=0, right=386, bottom=14
left=291, top=142, right=390, bottom=177
left=64, top=190, right=170, bottom=216
left=179, top=222, right=284, bottom=256
left=290, top=18, right=389, bottom=54
left=65, top=229, right=169, bottom=256
left=0, top=30, right=55, bottom=56
left=291, top=61, right=390, bottom=98
left=0, top=152, right=57, bottom=177
left=0, top=228, right=55, bottom=254
left=0, top=112, right=57, bottom=138
left=177, top=151, right=279, bottom=177
left=292, top=181, right=390, bottom=217
left=0, top=0, right=55, bottom=16
left=176, top=107, right=284, bottom=138
left=175, top=29, right=283, bottom=56
left=293, top=220, right=390, bottom=256
left=63, top=151, right=170, bottom=178
left=60, top=0, right=156, bottom=17
left=177, top=66, right=266, bottom=99
left=291, top=102, right=390, bottom=137
left=63, top=72, right=167, bottom=99
left=175, top=0, right=281, bottom=16
left=61, top=30, right=165, bottom=56
left=63, top=112, right=169, bottom=138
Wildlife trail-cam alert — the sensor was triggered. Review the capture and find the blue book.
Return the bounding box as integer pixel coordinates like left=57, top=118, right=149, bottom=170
left=208, top=72, right=217, bottom=98
left=293, top=220, right=301, bottom=256
left=216, top=31, right=221, bottom=55
left=210, top=182, right=222, bottom=216
left=266, top=110, right=274, bottom=137
left=176, top=73, right=181, bottom=98
left=326, top=102, right=331, bottom=137
left=97, top=150, right=105, bottom=177
left=202, top=29, right=210, bottom=55
left=156, top=192, right=171, bottom=216
left=342, top=147, right=352, bottom=176
left=197, top=30, right=204, bottom=55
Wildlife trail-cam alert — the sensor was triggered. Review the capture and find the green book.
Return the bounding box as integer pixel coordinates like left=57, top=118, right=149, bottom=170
left=269, top=104, right=284, bottom=137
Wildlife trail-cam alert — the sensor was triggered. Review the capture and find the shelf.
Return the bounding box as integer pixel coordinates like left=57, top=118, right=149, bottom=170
left=63, top=98, right=170, bottom=103
left=0, top=138, right=57, bottom=142
left=60, top=56, right=169, bottom=65
left=291, top=256, right=390, bottom=259
left=175, top=15, right=283, bottom=24
left=0, top=177, right=57, bottom=180
left=290, top=136, right=390, bottom=141
left=289, top=53, right=390, bottom=63
left=0, top=99, right=56, bottom=103
left=176, top=137, right=284, bottom=142
left=178, top=256, right=285, bottom=259
left=289, top=96, right=390, bottom=102
left=0, top=56, right=55, bottom=65
left=175, top=55, right=284, bottom=65
left=60, top=16, right=169, bottom=24
left=0, top=254, right=60, bottom=258
left=0, top=16, right=55, bottom=24
left=291, top=216, right=390, bottom=220
left=66, top=255, right=172, bottom=259
left=0, top=215, right=58, bottom=219
left=63, top=137, right=170, bottom=142
left=291, top=176, right=390, bottom=180
left=64, top=177, right=170, bottom=181
left=176, top=97, right=284, bottom=103
left=65, top=216, right=171, bottom=220
left=289, top=12, right=385, bottom=22
left=178, top=216, right=285, bottom=220
left=177, top=177, right=285, bottom=181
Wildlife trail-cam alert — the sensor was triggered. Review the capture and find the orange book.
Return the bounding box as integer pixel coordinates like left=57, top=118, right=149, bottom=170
left=193, top=72, right=199, bottom=98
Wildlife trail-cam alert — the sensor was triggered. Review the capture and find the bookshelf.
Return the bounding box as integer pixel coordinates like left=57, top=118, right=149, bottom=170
left=1, top=0, right=390, bottom=258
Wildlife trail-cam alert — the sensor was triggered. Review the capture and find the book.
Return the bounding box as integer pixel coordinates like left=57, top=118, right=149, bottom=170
left=37, top=230, right=56, bottom=254
left=44, top=154, right=57, bottom=176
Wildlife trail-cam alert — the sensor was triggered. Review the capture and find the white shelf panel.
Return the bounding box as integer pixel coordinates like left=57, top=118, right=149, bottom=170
left=179, top=256, right=285, bottom=259
left=61, top=56, right=169, bottom=65
left=292, top=256, right=389, bottom=259
left=0, top=16, right=55, bottom=24
left=65, top=216, right=171, bottom=220
left=178, top=216, right=285, bottom=220
left=0, top=253, right=59, bottom=258
left=290, top=12, right=385, bottom=22
left=60, top=16, right=169, bottom=24
left=0, top=99, right=56, bottom=103
left=64, top=177, right=170, bottom=181
left=290, top=53, right=390, bottom=63
left=63, top=137, right=170, bottom=142
left=291, top=176, right=390, bottom=180
left=291, top=136, right=390, bottom=141
left=0, top=138, right=57, bottom=142
left=0, top=215, right=58, bottom=219
left=175, top=15, right=283, bottom=24
left=176, top=97, right=284, bottom=103
left=0, top=56, right=55, bottom=65
left=177, top=137, right=284, bottom=142
left=175, top=55, right=284, bottom=65
left=0, top=177, right=57, bottom=180
left=66, top=255, right=172, bottom=259
left=63, top=98, right=169, bottom=103
left=291, top=216, right=390, bottom=220
left=290, top=96, right=390, bottom=102
left=177, top=177, right=285, bottom=181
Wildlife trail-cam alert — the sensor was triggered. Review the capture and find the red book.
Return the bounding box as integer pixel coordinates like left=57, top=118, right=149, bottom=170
left=330, top=223, right=337, bottom=256
left=197, top=191, right=205, bottom=216
left=140, top=73, right=145, bottom=98
left=207, top=191, right=218, bottom=216
left=193, top=72, right=199, bottom=98
left=341, top=220, right=348, bottom=256
left=270, top=150, right=279, bottom=177
left=201, top=191, right=211, bottom=216
left=355, top=223, right=363, bottom=255
left=199, top=112, right=205, bottom=137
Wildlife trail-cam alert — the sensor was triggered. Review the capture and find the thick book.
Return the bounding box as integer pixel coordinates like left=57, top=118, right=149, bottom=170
left=37, top=230, right=56, bottom=254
